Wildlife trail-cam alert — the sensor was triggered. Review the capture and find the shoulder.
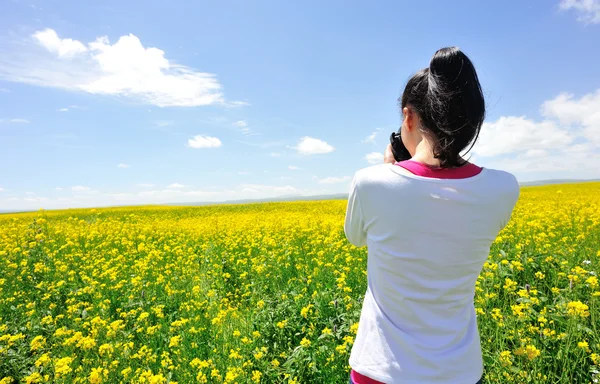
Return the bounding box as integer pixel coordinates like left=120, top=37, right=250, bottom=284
left=353, top=164, right=408, bottom=185
left=481, top=168, right=520, bottom=198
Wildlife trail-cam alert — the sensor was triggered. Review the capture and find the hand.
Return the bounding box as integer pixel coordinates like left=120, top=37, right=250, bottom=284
left=384, top=144, right=396, bottom=164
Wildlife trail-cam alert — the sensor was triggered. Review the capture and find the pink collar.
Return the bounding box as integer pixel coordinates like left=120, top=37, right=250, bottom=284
left=395, top=160, right=482, bottom=179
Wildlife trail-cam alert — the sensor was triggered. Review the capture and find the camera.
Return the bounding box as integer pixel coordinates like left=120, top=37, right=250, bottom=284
left=389, top=130, right=411, bottom=162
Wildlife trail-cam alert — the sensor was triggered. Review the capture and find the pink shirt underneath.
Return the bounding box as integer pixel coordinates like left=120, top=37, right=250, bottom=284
left=395, top=160, right=483, bottom=179
left=350, top=159, right=482, bottom=384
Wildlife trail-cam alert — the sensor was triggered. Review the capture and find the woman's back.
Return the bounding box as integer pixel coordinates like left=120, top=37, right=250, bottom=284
left=345, top=163, right=519, bottom=383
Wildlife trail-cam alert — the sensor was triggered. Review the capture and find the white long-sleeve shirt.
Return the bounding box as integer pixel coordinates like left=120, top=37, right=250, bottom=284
left=345, top=163, right=519, bottom=384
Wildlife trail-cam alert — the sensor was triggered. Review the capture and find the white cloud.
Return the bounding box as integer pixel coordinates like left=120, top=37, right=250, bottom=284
left=234, top=120, right=247, bottom=128
left=0, top=28, right=245, bottom=107
left=288, top=165, right=301, bottom=170
left=117, top=163, right=130, bottom=168
left=474, top=116, right=572, bottom=157
left=541, top=90, right=600, bottom=145
left=33, top=28, right=88, bottom=57
left=167, top=183, right=185, bottom=189
left=318, top=176, right=351, bottom=184
left=0, top=187, right=4, bottom=192
left=0, top=88, right=9, bottom=92
left=187, top=135, right=222, bottom=148
left=156, top=121, right=174, bottom=127
left=295, top=136, right=335, bottom=155
left=270, top=152, right=281, bottom=157
left=365, top=152, right=384, bottom=164
left=71, top=185, right=90, bottom=191
left=55, top=187, right=63, bottom=191
left=0, top=118, right=30, bottom=124
left=560, top=0, right=600, bottom=24
left=137, top=183, right=155, bottom=188
left=238, top=171, right=251, bottom=175
left=57, top=108, right=69, bottom=112
left=472, top=88, right=600, bottom=179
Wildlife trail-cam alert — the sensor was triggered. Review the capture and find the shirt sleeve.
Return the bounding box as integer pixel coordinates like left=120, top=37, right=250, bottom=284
left=344, top=174, right=367, bottom=247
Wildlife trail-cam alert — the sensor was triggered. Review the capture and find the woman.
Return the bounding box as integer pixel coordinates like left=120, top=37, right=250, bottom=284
left=344, top=47, right=519, bottom=384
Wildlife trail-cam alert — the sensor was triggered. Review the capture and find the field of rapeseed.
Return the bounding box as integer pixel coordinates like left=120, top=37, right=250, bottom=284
left=0, top=182, right=599, bottom=383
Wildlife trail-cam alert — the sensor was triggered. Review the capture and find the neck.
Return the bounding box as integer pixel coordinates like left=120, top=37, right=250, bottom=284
left=410, top=138, right=466, bottom=168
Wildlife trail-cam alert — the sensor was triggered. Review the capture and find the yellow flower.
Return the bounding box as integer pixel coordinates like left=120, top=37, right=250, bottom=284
left=300, top=337, right=311, bottom=347
left=251, top=370, right=262, bottom=383
left=499, top=350, right=512, bottom=366
left=88, top=367, right=107, bottom=384
left=567, top=301, right=590, bottom=317
left=54, top=356, right=74, bottom=377
left=29, top=335, right=46, bottom=351
left=271, top=359, right=280, bottom=367
left=300, top=304, right=313, bottom=319
left=276, top=320, right=287, bottom=329
left=34, top=353, right=51, bottom=367
left=514, top=345, right=541, bottom=360
left=503, top=278, right=517, bottom=292
left=24, top=372, right=42, bottom=384
left=169, top=335, right=181, bottom=348
left=577, top=340, right=591, bottom=353
left=321, top=327, right=333, bottom=336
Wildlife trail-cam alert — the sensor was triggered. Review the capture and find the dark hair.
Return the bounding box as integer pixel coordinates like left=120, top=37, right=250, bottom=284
left=400, top=47, right=485, bottom=168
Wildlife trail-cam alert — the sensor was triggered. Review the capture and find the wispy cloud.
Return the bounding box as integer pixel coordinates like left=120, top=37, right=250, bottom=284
left=117, top=163, right=130, bottom=168
left=137, top=183, right=155, bottom=188
left=288, top=165, right=301, bottom=170
left=233, top=120, right=259, bottom=136
left=560, top=0, right=600, bottom=24
left=2, top=183, right=344, bottom=210
left=365, top=152, right=384, bottom=164
left=155, top=121, right=174, bottom=127
left=71, top=185, right=91, bottom=192
left=56, top=105, right=83, bottom=112
left=0, top=28, right=246, bottom=107
left=0, top=88, right=9, bottom=93
left=362, top=128, right=383, bottom=144
left=295, top=137, right=335, bottom=155
left=167, top=183, right=185, bottom=189
left=0, top=118, right=30, bottom=124
left=318, top=176, right=351, bottom=184
left=0, top=187, right=4, bottom=192
left=238, top=140, right=284, bottom=149
left=187, top=135, right=222, bottom=148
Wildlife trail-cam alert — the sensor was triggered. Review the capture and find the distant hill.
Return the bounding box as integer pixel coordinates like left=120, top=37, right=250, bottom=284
left=1, top=179, right=598, bottom=214
left=519, top=179, right=600, bottom=186
left=165, top=193, right=349, bottom=207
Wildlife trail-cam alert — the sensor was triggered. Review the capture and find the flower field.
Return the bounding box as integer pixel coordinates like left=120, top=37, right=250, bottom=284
left=0, top=182, right=599, bottom=383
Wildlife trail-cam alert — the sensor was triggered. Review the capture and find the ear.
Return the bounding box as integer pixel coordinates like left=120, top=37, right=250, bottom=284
left=402, top=107, right=415, bottom=131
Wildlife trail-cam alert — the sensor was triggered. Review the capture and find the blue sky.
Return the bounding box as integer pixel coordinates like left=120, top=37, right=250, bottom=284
left=1, top=0, right=599, bottom=210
